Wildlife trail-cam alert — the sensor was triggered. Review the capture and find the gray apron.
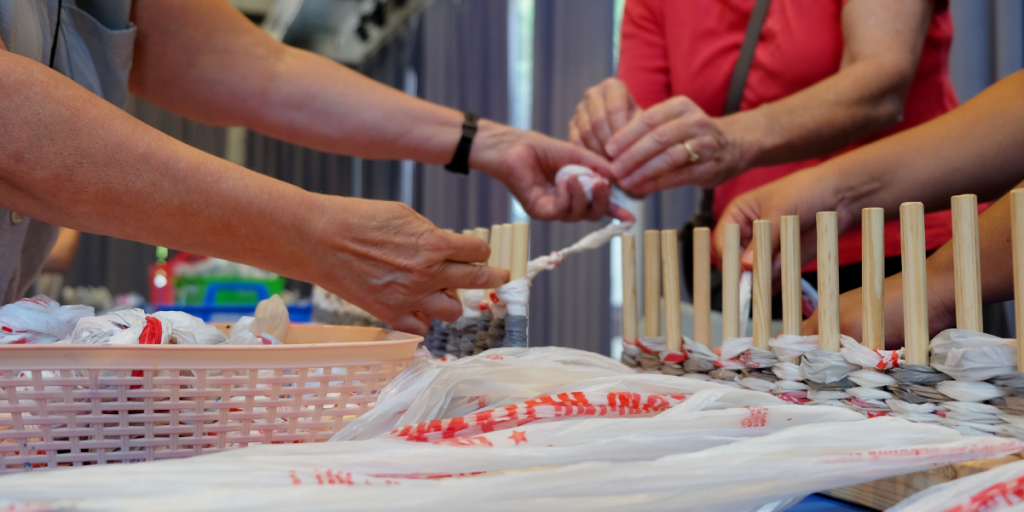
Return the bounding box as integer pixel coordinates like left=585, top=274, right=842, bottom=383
left=0, top=0, right=135, bottom=303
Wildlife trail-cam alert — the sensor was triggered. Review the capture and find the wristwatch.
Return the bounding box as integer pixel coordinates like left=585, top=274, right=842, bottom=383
left=444, top=112, right=479, bottom=175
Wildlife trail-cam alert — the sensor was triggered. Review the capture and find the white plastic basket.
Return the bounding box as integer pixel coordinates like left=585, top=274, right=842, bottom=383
left=0, top=324, right=420, bottom=474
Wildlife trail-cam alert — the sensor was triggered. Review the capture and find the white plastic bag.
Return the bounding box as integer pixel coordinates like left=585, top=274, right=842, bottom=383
left=228, top=295, right=290, bottom=345
left=3, top=418, right=1018, bottom=512
left=0, top=295, right=92, bottom=345
left=936, top=381, right=1009, bottom=402
left=770, top=334, right=819, bottom=362
left=62, top=308, right=152, bottom=345
left=848, top=369, right=897, bottom=388
left=152, top=311, right=227, bottom=345
left=771, top=362, right=806, bottom=381
left=801, top=349, right=859, bottom=383
left=332, top=347, right=636, bottom=441
left=930, top=328, right=1017, bottom=381
left=846, top=387, right=893, bottom=401
left=886, top=458, right=1024, bottom=512
left=840, top=336, right=902, bottom=370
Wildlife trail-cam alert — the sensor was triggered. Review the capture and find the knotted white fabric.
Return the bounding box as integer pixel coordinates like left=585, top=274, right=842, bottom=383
left=526, top=166, right=635, bottom=280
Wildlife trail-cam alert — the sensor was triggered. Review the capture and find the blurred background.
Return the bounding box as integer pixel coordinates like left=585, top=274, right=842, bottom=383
left=44, top=0, right=1024, bottom=355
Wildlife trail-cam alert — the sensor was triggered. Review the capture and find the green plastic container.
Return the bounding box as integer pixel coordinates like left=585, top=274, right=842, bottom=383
left=174, top=276, right=286, bottom=306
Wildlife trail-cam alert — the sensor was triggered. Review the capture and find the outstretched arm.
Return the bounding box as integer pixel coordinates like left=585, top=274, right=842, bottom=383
left=714, top=69, right=1024, bottom=272
left=128, top=0, right=630, bottom=222
left=0, top=49, right=504, bottom=334
left=804, top=182, right=1023, bottom=347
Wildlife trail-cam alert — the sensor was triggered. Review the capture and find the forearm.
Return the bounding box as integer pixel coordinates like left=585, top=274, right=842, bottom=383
left=724, top=58, right=911, bottom=170
left=0, top=51, right=328, bottom=285
left=923, top=183, right=1021, bottom=307
left=129, top=0, right=466, bottom=167
left=820, top=70, right=1024, bottom=222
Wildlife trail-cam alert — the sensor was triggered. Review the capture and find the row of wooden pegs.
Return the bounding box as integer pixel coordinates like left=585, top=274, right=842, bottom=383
left=622, top=192, right=1024, bottom=369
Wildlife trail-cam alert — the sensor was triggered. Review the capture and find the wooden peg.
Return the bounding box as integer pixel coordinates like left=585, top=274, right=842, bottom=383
left=780, top=215, right=801, bottom=336
left=462, top=228, right=474, bottom=237
left=900, top=202, right=929, bottom=365
left=952, top=194, right=983, bottom=332
left=475, top=227, right=490, bottom=244
left=487, top=225, right=503, bottom=268
left=1012, top=190, right=1024, bottom=373
left=510, top=222, right=530, bottom=281
left=693, top=227, right=712, bottom=347
left=862, top=208, right=885, bottom=351
left=644, top=230, right=662, bottom=338
left=621, top=234, right=638, bottom=346
left=484, top=225, right=503, bottom=299
left=722, top=224, right=741, bottom=340
left=499, top=223, right=513, bottom=271
left=752, top=220, right=772, bottom=349
left=817, top=212, right=840, bottom=351
left=662, top=230, right=682, bottom=352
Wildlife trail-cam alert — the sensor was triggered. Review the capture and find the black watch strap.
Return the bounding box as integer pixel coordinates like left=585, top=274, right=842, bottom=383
left=444, top=112, right=479, bottom=175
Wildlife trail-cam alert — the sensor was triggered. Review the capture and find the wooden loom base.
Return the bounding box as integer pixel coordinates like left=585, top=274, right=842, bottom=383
left=822, top=454, right=1021, bottom=510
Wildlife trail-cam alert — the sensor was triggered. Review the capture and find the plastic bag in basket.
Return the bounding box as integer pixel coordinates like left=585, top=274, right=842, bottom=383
left=0, top=295, right=92, bottom=345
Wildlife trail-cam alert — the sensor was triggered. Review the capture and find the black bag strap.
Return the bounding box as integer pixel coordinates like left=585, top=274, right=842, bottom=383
left=724, top=0, right=771, bottom=117
left=692, top=0, right=771, bottom=228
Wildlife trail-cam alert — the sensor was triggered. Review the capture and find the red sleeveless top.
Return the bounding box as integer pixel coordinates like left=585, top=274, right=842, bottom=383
left=618, top=0, right=960, bottom=267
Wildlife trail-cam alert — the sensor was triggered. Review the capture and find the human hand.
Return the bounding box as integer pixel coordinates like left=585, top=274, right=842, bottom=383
left=472, top=120, right=635, bottom=222
left=312, top=196, right=509, bottom=335
left=568, top=78, right=641, bottom=159
left=603, top=96, right=752, bottom=195
left=712, top=167, right=853, bottom=278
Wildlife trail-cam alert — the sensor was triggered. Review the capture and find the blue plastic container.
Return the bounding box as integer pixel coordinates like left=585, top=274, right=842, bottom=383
left=154, top=282, right=312, bottom=323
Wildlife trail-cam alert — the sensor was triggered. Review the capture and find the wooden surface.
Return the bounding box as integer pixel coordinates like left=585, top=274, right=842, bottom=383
left=901, top=202, right=929, bottom=366
left=722, top=224, right=741, bottom=341
left=862, top=208, right=886, bottom=351
left=500, top=223, right=513, bottom=271
left=621, top=234, right=638, bottom=345
left=824, top=455, right=1020, bottom=511
left=752, top=220, right=772, bottom=349
left=644, top=230, right=662, bottom=338
left=780, top=215, right=801, bottom=336
left=693, top=227, right=712, bottom=347
left=952, top=194, right=983, bottom=333
left=511, top=222, right=529, bottom=281
left=817, top=212, right=840, bottom=352
left=1014, top=190, right=1024, bottom=373
left=662, top=230, right=683, bottom=352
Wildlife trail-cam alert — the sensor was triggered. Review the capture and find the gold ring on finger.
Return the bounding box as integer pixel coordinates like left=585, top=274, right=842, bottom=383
left=683, top=141, right=699, bottom=163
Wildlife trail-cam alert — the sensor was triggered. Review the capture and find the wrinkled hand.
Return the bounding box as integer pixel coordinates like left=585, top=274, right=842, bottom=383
left=472, top=119, right=634, bottom=222
left=712, top=168, right=853, bottom=278
left=569, top=78, right=641, bottom=160
left=313, top=196, right=509, bottom=335
left=603, top=96, right=749, bottom=195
